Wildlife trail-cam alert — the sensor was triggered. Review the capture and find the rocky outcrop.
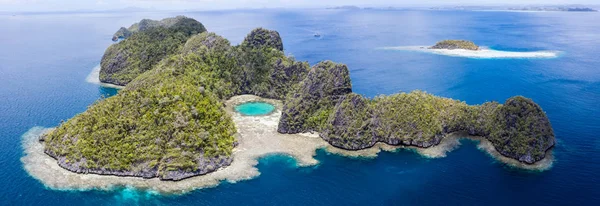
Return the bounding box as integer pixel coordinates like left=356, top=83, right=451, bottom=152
left=429, top=40, right=479, bottom=50
left=322, top=91, right=452, bottom=150
left=317, top=92, right=555, bottom=164
left=278, top=61, right=352, bottom=133
left=100, top=16, right=207, bottom=86
left=321, top=93, right=376, bottom=149
left=112, top=27, right=132, bottom=41
left=111, top=16, right=206, bottom=42
left=279, top=63, right=555, bottom=164
left=45, top=51, right=238, bottom=181
left=43, top=147, right=232, bottom=180
left=254, top=57, right=310, bottom=99
left=182, top=32, right=232, bottom=55
left=241, top=28, right=284, bottom=51
left=487, top=96, right=555, bottom=164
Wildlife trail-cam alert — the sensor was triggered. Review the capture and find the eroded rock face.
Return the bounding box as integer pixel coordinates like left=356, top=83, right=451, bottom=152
left=182, top=32, right=232, bottom=55
left=111, top=16, right=206, bottom=42
left=321, top=93, right=376, bottom=149
left=112, top=27, right=132, bottom=41
left=255, top=57, right=310, bottom=99
left=241, top=28, right=284, bottom=51
left=100, top=16, right=207, bottom=86
left=322, top=91, right=451, bottom=150
left=44, top=147, right=232, bottom=181
left=282, top=80, right=555, bottom=164
left=278, top=61, right=352, bottom=134
left=488, top=96, right=555, bottom=164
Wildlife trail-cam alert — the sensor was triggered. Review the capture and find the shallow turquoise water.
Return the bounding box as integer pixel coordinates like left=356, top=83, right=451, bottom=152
left=234, top=102, right=275, bottom=116
left=1, top=9, right=599, bottom=205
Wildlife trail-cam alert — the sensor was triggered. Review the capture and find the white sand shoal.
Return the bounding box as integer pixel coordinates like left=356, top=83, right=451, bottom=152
left=380, top=46, right=560, bottom=59
left=85, top=65, right=125, bottom=89
left=21, top=95, right=553, bottom=194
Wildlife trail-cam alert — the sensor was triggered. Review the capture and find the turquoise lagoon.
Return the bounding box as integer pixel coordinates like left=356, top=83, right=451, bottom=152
left=235, top=102, right=275, bottom=116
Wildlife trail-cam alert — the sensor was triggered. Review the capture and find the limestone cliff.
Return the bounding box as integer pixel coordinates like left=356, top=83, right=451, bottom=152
left=100, top=16, right=207, bottom=86
left=278, top=61, right=352, bottom=133
left=241, top=28, right=284, bottom=51
left=111, top=16, right=206, bottom=41
left=279, top=63, right=555, bottom=164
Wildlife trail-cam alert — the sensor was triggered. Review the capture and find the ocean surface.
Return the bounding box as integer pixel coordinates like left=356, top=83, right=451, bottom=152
left=1, top=9, right=599, bottom=205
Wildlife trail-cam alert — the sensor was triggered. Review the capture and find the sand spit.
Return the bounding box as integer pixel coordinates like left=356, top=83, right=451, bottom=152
left=380, top=46, right=560, bottom=59
left=85, top=65, right=125, bottom=89
left=21, top=95, right=553, bottom=194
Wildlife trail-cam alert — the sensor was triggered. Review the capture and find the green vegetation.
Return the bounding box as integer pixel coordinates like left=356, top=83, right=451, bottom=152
left=100, top=16, right=207, bottom=86
left=111, top=16, right=206, bottom=41
left=429, top=40, right=479, bottom=50
left=488, top=96, right=555, bottom=163
left=45, top=54, right=238, bottom=180
left=112, top=27, right=132, bottom=41
left=46, top=19, right=311, bottom=179
left=45, top=16, right=554, bottom=181
left=182, top=32, right=232, bottom=55
left=321, top=93, right=374, bottom=149
left=279, top=66, right=554, bottom=163
left=278, top=61, right=352, bottom=134
left=241, top=28, right=284, bottom=51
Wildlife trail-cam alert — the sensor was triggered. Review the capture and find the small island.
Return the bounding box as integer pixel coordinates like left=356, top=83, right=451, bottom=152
left=429, top=5, right=598, bottom=12
left=24, top=16, right=555, bottom=192
left=429, top=40, right=479, bottom=50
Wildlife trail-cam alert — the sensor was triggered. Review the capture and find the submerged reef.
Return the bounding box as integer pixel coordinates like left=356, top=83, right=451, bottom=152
left=41, top=16, right=555, bottom=183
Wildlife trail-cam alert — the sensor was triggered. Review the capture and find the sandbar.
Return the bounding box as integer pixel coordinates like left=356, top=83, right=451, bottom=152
left=380, top=46, right=560, bottom=59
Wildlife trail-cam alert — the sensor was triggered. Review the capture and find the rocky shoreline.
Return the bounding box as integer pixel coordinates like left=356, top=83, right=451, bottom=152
left=22, top=95, right=553, bottom=194
left=85, top=65, right=124, bottom=89
left=277, top=60, right=554, bottom=165
left=41, top=146, right=233, bottom=181
left=28, top=16, right=556, bottom=193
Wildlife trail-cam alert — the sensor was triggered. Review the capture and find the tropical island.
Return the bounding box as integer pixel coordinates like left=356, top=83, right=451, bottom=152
left=429, top=40, right=479, bottom=50
left=27, top=16, right=555, bottom=189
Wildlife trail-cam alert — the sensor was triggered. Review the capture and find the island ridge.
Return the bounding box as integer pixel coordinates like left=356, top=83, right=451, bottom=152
left=40, top=16, right=555, bottom=182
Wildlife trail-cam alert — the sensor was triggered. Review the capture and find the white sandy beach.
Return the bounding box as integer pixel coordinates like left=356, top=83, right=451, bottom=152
left=85, top=65, right=125, bottom=89
left=381, top=46, right=560, bottom=59
left=20, top=95, right=552, bottom=194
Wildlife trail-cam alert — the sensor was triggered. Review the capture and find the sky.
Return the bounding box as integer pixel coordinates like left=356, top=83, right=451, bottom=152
left=0, top=0, right=598, bottom=12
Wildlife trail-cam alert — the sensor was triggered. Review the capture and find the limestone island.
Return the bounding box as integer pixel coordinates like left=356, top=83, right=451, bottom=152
left=429, top=40, right=479, bottom=50
left=24, top=16, right=556, bottom=193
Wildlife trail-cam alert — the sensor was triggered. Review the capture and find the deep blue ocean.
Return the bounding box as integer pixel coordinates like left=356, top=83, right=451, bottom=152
left=1, top=9, right=599, bottom=205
